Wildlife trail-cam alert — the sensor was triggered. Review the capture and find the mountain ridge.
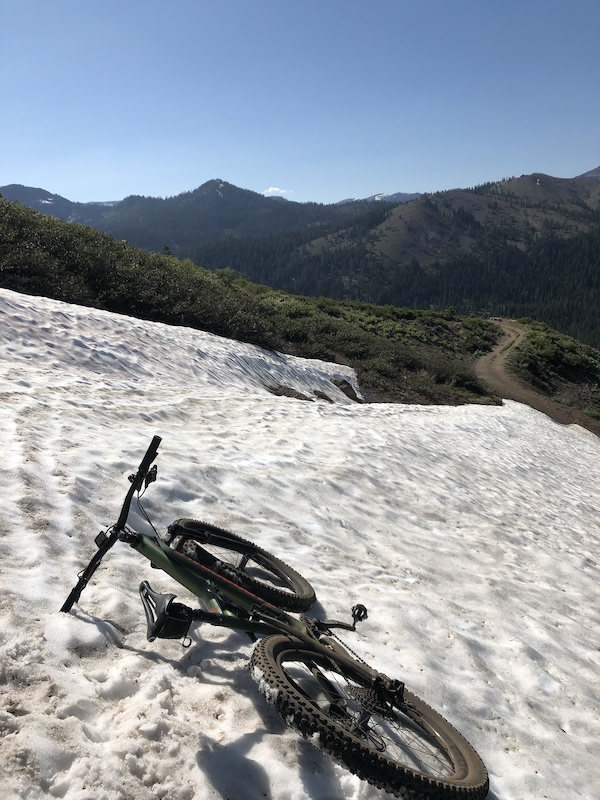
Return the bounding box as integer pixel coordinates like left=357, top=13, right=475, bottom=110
left=3, top=168, right=599, bottom=257
left=0, top=180, right=422, bottom=211
left=3, top=163, right=598, bottom=214
left=2, top=167, right=599, bottom=348
left=0, top=180, right=404, bottom=253
left=577, top=165, right=600, bottom=179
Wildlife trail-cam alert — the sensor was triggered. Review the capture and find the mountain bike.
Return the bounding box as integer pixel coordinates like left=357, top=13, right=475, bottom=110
left=61, top=436, right=489, bottom=800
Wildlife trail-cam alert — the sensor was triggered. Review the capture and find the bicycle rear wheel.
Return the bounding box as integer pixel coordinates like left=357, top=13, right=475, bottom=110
left=250, top=635, right=489, bottom=799
left=166, top=519, right=316, bottom=612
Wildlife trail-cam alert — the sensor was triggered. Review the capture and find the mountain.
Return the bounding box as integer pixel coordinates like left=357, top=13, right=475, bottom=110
left=310, top=172, right=600, bottom=268
left=3, top=172, right=598, bottom=264
left=0, top=180, right=407, bottom=252
left=89, top=180, right=401, bottom=252
left=577, top=164, right=600, bottom=179
left=0, top=184, right=118, bottom=225
left=2, top=169, right=600, bottom=347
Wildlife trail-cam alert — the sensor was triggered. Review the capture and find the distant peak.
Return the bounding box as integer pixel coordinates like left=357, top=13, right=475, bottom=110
left=576, top=165, right=600, bottom=179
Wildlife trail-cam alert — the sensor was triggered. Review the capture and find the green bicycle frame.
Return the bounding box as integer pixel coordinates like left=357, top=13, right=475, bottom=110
left=129, top=527, right=305, bottom=638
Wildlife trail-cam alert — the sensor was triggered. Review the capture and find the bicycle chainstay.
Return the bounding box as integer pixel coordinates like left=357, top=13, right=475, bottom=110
left=299, top=613, right=420, bottom=720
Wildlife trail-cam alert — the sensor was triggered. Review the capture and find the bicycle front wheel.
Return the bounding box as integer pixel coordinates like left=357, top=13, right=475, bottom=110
left=250, top=635, right=489, bottom=799
left=166, top=519, right=316, bottom=612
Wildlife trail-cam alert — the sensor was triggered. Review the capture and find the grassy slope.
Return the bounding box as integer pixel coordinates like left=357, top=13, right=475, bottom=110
left=506, top=320, right=600, bottom=420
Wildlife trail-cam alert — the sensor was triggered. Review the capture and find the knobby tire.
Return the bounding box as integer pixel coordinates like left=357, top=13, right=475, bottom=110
left=250, top=635, right=489, bottom=799
left=167, top=518, right=316, bottom=612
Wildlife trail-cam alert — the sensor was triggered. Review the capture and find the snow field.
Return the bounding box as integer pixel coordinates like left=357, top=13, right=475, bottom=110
left=0, top=287, right=599, bottom=799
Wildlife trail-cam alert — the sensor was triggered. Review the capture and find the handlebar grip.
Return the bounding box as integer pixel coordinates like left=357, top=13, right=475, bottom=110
left=60, top=585, right=82, bottom=613
left=140, top=435, right=162, bottom=473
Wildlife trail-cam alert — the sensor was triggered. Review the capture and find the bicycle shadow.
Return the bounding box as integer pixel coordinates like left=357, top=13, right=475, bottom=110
left=68, top=614, right=387, bottom=799
left=182, top=632, right=356, bottom=800
left=195, top=730, right=272, bottom=799
left=194, top=715, right=355, bottom=800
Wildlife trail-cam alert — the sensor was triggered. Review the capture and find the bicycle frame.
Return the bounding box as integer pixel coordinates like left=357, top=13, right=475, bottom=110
left=131, top=524, right=305, bottom=639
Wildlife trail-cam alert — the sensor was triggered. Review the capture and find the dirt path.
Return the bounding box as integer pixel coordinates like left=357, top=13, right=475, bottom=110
left=474, top=319, right=600, bottom=437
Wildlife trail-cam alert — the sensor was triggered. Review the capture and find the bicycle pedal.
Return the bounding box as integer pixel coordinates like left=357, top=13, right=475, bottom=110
left=352, top=604, right=368, bottom=623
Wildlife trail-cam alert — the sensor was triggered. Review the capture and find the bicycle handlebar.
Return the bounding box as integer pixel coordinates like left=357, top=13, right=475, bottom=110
left=115, top=435, right=162, bottom=530
left=60, top=436, right=162, bottom=613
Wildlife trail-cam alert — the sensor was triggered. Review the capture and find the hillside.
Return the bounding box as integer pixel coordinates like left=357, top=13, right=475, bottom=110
left=378, top=172, right=597, bottom=287
left=195, top=173, right=600, bottom=348
left=228, top=172, right=600, bottom=346
left=0, top=197, right=498, bottom=407
left=3, top=171, right=598, bottom=349
left=474, top=318, right=600, bottom=437
left=312, top=173, right=600, bottom=265
left=2, top=196, right=599, bottom=433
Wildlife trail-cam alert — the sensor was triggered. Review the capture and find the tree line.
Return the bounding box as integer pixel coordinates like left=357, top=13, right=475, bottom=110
left=188, top=216, right=600, bottom=349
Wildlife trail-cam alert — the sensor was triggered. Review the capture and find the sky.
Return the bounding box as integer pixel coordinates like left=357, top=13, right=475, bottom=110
left=1, top=285, right=599, bottom=799
left=2, top=0, right=600, bottom=204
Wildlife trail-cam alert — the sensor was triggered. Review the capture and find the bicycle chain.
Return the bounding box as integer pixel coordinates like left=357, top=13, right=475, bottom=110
left=329, top=628, right=370, bottom=666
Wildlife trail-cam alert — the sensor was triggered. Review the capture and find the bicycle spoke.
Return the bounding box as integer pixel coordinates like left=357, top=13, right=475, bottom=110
left=167, top=521, right=316, bottom=612
left=283, top=658, right=454, bottom=778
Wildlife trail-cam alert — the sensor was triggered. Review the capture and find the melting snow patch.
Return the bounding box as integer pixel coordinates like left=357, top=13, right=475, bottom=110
left=251, top=665, right=280, bottom=704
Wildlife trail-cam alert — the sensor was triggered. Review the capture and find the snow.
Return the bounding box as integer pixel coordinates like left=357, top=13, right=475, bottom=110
left=1, top=286, right=599, bottom=800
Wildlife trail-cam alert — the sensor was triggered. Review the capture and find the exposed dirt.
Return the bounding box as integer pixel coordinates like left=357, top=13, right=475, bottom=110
left=474, top=319, right=600, bottom=438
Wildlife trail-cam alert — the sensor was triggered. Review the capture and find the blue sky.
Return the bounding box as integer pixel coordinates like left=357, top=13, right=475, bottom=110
left=2, top=0, right=599, bottom=204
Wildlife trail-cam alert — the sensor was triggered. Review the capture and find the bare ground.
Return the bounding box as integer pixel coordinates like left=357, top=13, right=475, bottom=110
left=474, top=319, right=600, bottom=438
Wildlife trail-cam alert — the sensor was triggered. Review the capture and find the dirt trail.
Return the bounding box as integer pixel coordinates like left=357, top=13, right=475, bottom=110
left=474, top=319, right=600, bottom=437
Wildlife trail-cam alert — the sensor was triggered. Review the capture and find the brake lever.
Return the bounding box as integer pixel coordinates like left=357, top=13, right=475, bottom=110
left=144, top=465, right=158, bottom=489
left=128, top=464, right=157, bottom=490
